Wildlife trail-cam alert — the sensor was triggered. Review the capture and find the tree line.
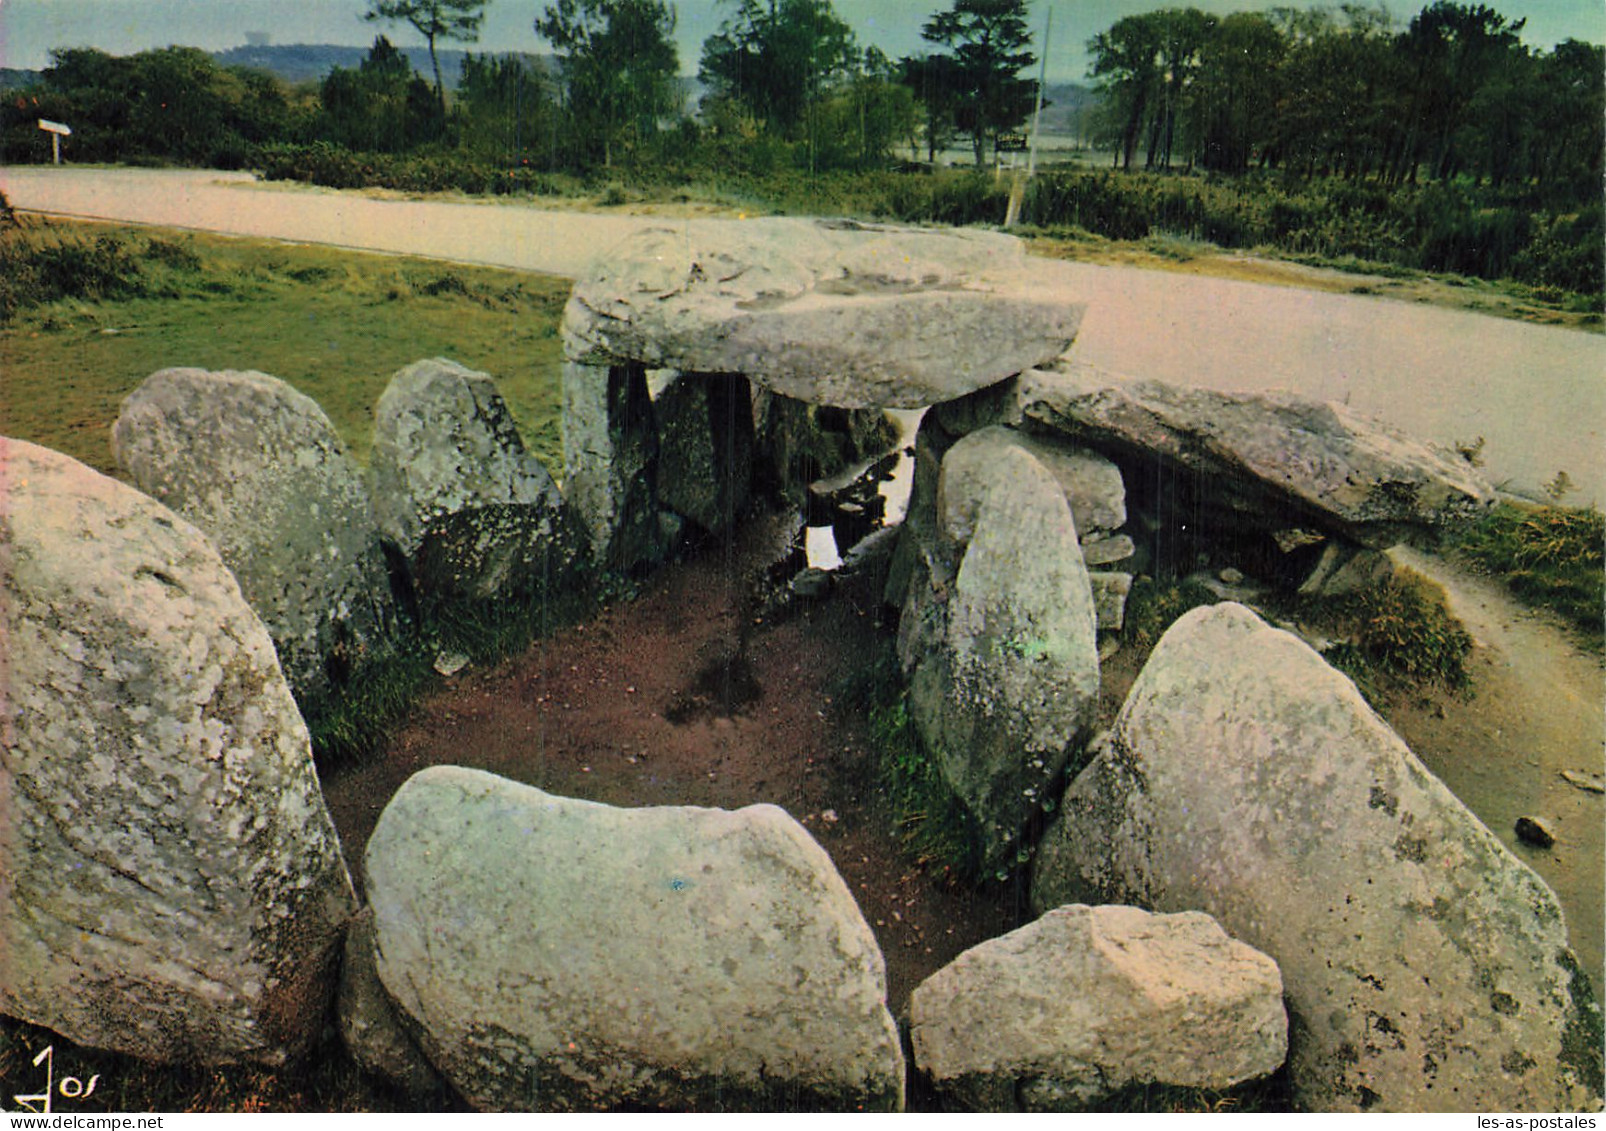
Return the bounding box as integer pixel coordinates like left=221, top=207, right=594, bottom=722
left=0, top=0, right=1599, bottom=296
left=1090, top=2, right=1602, bottom=204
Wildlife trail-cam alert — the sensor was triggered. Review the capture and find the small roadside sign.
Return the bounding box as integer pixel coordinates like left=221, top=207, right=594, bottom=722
left=37, top=119, right=71, bottom=164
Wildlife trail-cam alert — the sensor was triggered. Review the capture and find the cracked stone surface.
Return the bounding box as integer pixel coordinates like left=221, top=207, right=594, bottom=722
left=562, top=219, right=1084, bottom=410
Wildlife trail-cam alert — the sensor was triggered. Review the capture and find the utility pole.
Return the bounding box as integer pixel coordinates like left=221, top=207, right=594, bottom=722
left=1005, top=5, right=1051, bottom=227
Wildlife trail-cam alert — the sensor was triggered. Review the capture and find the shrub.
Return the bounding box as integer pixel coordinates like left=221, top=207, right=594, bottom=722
left=1308, top=570, right=1474, bottom=700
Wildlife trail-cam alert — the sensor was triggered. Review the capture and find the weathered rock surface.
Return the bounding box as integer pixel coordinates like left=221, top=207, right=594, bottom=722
left=369, top=357, right=587, bottom=601
left=938, top=426, right=1125, bottom=549
left=112, top=367, right=395, bottom=705
left=911, top=904, right=1287, bottom=1110
left=337, top=909, right=443, bottom=1096
left=0, top=437, right=357, bottom=1066
left=365, top=766, right=904, bottom=1111
left=1032, top=603, right=1603, bottom=1111
left=653, top=371, right=754, bottom=533
left=1012, top=364, right=1495, bottom=547
left=563, top=219, right=1084, bottom=409
left=1088, top=570, right=1134, bottom=632
left=903, top=440, right=1100, bottom=869
left=561, top=360, right=669, bottom=571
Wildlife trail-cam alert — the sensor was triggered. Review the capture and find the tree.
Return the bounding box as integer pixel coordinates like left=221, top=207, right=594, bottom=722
left=456, top=53, right=557, bottom=166
left=699, top=0, right=859, bottom=134
left=919, top=0, right=1037, bottom=167
left=1087, top=12, right=1164, bottom=170
left=536, top=0, right=680, bottom=168
left=364, top=0, right=489, bottom=120
left=320, top=36, right=442, bottom=152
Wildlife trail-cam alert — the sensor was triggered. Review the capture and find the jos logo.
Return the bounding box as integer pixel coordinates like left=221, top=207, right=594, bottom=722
left=11, top=1045, right=100, bottom=1114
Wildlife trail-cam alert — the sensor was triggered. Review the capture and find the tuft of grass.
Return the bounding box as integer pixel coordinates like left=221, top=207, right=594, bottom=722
left=1121, top=577, right=1220, bottom=651
left=1446, top=501, right=1604, bottom=646
left=830, top=642, right=978, bottom=880
left=1301, top=569, right=1474, bottom=701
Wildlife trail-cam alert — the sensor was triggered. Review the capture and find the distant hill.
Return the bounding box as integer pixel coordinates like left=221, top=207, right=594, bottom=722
left=0, top=68, right=42, bottom=89
left=1037, top=82, right=1100, bottom=134
left=210, top=43, right=554, bottom=86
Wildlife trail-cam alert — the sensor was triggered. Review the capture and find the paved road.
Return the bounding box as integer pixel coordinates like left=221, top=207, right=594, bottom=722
left=6, top=165, right=1602, bottom=503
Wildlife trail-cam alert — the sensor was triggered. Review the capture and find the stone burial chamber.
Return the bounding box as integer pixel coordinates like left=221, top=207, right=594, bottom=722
left=557, top=217, right=1086, bottom=573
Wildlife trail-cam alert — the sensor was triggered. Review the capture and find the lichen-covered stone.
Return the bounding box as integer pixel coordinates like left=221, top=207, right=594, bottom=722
left=1015, top=364, right=1495, bottom=547
left=905, top=441, right=1100, bottom=870
left=561, top=360, right=669, bottom=572
left=369, top=358, right=588, bottom=602
left=0, top=437, right=357, bottom=1066
left=112, top=367, right=395, bottom=707
left=911, top=905, right=1286, bottom=1110
left=365, top=767, right=904, bottom=1111
left=336, top=909, right=443, bottom=1096
left=1032, top=603, right=1603, bottom=1111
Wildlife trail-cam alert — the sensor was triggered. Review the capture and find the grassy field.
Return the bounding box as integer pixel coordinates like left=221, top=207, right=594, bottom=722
left=0, top=217, right=573, bottom=476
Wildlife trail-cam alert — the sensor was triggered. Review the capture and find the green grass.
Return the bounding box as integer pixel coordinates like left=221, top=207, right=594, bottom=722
left=1446, top=501, right=1605, bottom=646
left=0, top=217, right=572, bottom=476
left=829, top=642, right=978, bottom=880
left=1296, top=569, right=1474, bottom=702
left=0, top=216, right=583, bottom=765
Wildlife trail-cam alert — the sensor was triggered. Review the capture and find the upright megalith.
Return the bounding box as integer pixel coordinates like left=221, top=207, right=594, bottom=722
left=901, top=431, right=1100, bottom=870
left=0, top=437, right=357, bottom=1066
left=112, top=367, right=395, bottom=708
left=369, top=357, right=588, bottom=603
left=653, top=370, right=754, bottom=535
left=363, top=766, right=905, bottom=1111
left=1032, top=602, right=1602, bottom=1112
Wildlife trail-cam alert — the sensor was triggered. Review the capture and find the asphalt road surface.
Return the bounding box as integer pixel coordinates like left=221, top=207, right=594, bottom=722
left=6, top=165, right=1601, bottom=504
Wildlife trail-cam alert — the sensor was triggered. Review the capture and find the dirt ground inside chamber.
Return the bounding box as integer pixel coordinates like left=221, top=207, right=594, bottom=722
left=318, top=510, right=1044, bottom=1021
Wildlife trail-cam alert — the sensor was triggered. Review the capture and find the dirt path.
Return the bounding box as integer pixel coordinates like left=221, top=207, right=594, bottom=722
left=4, top=165, right=1603, bottom=504
left=1387, top=546, right=1604, bottom=986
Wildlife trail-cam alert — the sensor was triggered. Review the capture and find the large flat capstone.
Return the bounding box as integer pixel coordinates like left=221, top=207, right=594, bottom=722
left=563, top=219, right=1084, bottom=409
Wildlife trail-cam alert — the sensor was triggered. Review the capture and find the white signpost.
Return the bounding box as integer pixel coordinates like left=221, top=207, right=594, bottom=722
left=37, top=119, right=71, bottom=165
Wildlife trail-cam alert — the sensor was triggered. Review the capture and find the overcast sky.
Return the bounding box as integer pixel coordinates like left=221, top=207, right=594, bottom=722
left=2, top=0, right=1602, bottom=82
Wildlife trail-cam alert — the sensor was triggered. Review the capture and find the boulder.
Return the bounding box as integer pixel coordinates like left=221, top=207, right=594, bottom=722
left=1032, top=603, right=1603, bottom=1111
left=1297, top=541, right=1396, bottom=598
left=1013, top=364, right=1495, bottom=547
left=939, top=427, right=1126, bottom=549
left=112, top=367, right=395, bottom=707
left=910, top=904, right=1287, bottom=1110
left=563, top=219, right=1084, bottom=409
left=905, top=441, right=1100, bottom=870
left=653, top=371, right=754, bottom=534
left=0, top=437, right=357, bottom=1066
left=369, top=357, right=587, bottom=602
left=337, top=909, right=443, bottom=1096
left=1089, top=571, right=1134, bottom=633
left=364, top=767, right=904, bottom=1111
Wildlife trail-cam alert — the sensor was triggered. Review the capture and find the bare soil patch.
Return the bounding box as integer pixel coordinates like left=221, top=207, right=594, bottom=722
left=320, top=512, right=1027, bottom=1019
